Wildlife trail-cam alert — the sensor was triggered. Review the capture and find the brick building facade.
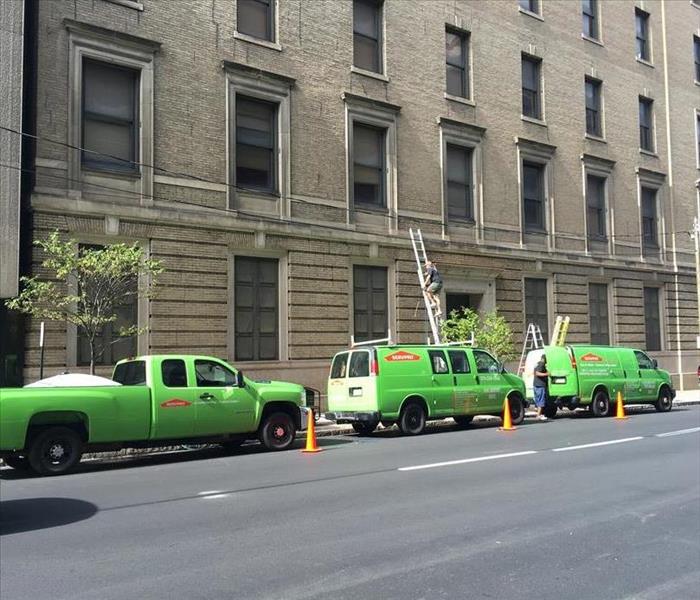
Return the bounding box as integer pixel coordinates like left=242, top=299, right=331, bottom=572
left=17, top=0, right=700, bottom=395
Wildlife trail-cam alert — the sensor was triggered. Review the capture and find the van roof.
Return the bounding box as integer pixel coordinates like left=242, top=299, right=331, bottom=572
left=336, top=343, right=485, bottom=353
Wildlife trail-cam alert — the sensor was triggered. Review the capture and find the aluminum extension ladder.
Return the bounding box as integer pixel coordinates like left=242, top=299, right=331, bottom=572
left=409, top=228, right=442, bottom=345
left=517, top=323, right=545, bottom=376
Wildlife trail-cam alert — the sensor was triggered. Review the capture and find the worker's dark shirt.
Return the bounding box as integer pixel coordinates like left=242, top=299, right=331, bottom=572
left=427, top=266, right=442, bottom=284
left=533, top=360, right=548, bottom=388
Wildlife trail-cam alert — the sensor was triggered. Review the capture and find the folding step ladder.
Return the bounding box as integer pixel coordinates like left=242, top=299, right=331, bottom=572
left=517, top=323, right=545, bottom=376
left=550, top=315, right=570, bottom=347
left=409, top=228, right=442, bottom=345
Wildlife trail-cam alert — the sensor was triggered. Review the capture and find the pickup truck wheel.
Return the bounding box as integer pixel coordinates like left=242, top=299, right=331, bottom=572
left=654, top=389, right=673, bottom=412
left=508, top=395, right=525, bottom=425
left=260, top=412, right=295, bottom=451
left=27, top=427, right=83, bottom=476
left=352, top=421, right=378, bottom=436
left=453, top=415, right=474, bottom=428
left=590, top=391, right=610, bottom=417
left=543, top=404, right=558, bottom=419
left=399, top=402, right=426, bottom=435
left=3, top=454, right=31, bottom=472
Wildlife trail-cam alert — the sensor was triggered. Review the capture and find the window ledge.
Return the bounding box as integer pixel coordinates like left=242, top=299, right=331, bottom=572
left=521, top=115, right=547, bottom=127
left=235, top=188, right=281, bottom=200
left=233, top=31, right=282, bottom=51
left=635, top=56, right=654, bottom=68
left=585, top=133, right=606, bottom=143
left=104, top=0, right=144, bottom=10
left=81, top=166, right=141, bottom=180
left=694, top=80, right=700, bottom=87
left=353, top=202, right=389, bottom=214
left=444, top=93, right=475, bottom=106
left=581, top=33, right=603, bottom=46
left=350, top=65, right=389, bottom=82
left=518, top=7, right=544, bottom=21
left=639, top=148, right=658, bottom=158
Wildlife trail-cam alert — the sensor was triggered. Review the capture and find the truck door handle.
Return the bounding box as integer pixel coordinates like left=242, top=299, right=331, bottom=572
left=453, top=376, right=457, bottom=385
left=199, top=393, right=214, bottom=400
left=475, top=375, right=480, bottom=385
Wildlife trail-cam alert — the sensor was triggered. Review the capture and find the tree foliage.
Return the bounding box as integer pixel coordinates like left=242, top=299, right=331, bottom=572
left=440, top=307, right=516, bottom=362
left=5, top=231, right=163, bottom=374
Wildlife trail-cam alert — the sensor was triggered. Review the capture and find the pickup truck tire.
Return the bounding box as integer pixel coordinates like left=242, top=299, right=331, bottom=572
left=27, top=427, right=83, bottom=475
left=3, top=454, right=30, bottom=472
left=260, top=412, right=296, bottom=451
left=352, top=421, right=378, bottom=435
left=508, top=395, right=525, bottom=425
left=654, top=388, right=673, bottom=412
left=399, top=402, right=426, bottom=435
left=590, top=390, right=610, bottom=417
left=453, top=415, right=474, bottom=427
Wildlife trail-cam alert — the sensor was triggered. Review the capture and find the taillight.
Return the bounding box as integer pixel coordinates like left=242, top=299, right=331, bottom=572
left=570, top=353, right=576, bottom=370
left=371, top=358, right=378, bottom=376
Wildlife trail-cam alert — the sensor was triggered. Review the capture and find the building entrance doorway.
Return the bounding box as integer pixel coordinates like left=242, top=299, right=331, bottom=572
left=445, top=292, right=484, bottom=316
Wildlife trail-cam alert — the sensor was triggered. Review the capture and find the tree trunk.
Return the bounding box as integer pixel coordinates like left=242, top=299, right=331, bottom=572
left=89, top=341, right=96, bottom=375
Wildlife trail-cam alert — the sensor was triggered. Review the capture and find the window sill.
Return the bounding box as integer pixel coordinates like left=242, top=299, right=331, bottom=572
left=518, top=7, right=544, bottom=21
left=444, top=93, right=475, bottom=106
left=350, top=65, right=389, bottom=82
left=104, top=0, right=144, bottom=10
left=639, top=148, right=658, bottom=158
left=581, top=33, right=603, bottom=46
left=448, top=216, right=476, bottom=225
left=233, top=31, right=282, bottom=51
left=695, top=80, right=700, bottom=87
left=524, top=227, right=548, bottom=235
left=81, top=166, right=141, bottom=180
left=521, top=115, right=547, bottom=127
left=585, top=133, right=606, bottom=143
left=635, top=56, right=654, bottom=68
left=236, top=188, right=281, bottom=199
left=353, top=202, right=389, bottom=214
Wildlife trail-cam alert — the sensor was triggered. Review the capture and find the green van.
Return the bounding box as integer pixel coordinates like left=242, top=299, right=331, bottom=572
left=524, top=345, right=675, bottom=418
left=326, top=345, right=527, bottom=435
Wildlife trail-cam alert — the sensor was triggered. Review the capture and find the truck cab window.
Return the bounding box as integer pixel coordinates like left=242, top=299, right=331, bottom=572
left=473, top=350, right=499, bottom=374
left=448, top=350, right=470, bottom=374
left=195, top=360, right=236, bottom=387
left=161, top=359, right=188, bottom=387
left=331, top=353, right=349, bottom=379
left=113, top=360, right=146, bottom=385
left=634, top=351, right=654, bottom=370
left=428, top=350, right=449, bottom=374
left=349, top=351, right=369, bottom=378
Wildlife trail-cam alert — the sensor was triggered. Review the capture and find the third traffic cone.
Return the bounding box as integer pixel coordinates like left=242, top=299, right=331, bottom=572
left=301, top=409, right=323, bottom=453
left=615, top=391, right=629, bottom=420
left=499, top=396, right=517, bottom=432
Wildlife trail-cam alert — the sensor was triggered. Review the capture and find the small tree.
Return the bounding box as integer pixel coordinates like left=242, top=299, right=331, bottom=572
left=6, top=231, right=163, bottom=374
left=441, top=307, right=516, bottom=362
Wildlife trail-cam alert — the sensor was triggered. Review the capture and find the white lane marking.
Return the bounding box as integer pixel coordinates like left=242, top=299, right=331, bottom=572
left=552, top=437, right=643, bottom=452
left=655, top=427, right=700, bottom=438
left=398, top=451, right=538, bottom=472
left=201, top=494, right=230, bottom=500
left=198, top=490, right=224, bottom=496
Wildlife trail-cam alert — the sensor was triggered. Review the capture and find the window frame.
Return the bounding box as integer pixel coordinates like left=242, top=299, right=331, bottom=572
left=445, top=143, right=475, bottom=222
left=524, top=277, right=550, bottom=343
left=352, top=264, right=389, bottom=343
left=638, top=96, right=655, bottom=153
left=445, top=27, right=470, bottom=100
left=586, top=173, right=607, bottom=242
left=521, top=54, right=543, bottom=121
left=235, top=0, right=276, bottom=44
left=518, top=0, right=541, bottom=17
left=635, top=8, right=651, bottom=63
left=353, top=0, right=384, bottom=75
left=640, top=186, right=659, bottom=252
left=588, top=283, right=610, bottom=345
left=643, top=286, right=663, bottom=351
left=352, top=122, right=387, bottom=209
left=582, top=0, right=599, bottom=40
left=584, top=77, right=603, bottom=138
left=522, top=161, right=546, bottom=233
left=694, top=36, right=700, bottom=83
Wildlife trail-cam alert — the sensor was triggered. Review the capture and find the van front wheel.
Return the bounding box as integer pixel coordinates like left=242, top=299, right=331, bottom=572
left=508, top=395, right=525, bottom=425
left=590, top=391, right=610, bottom=417
left=654, top=389, right=673, bottom=412
left=399, top=402, right=426, bottom=435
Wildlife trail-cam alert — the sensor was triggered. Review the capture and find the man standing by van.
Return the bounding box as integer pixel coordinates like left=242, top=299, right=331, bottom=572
left=533, top=354, right=550, bottom=421
left=423, top=260, right=443, bottom=317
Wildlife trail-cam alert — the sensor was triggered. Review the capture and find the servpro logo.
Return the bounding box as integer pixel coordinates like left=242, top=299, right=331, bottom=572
left=580, top=353, right=603, bottom=362
left=160, top=399, right=192, bottom=408
left=385, top=351, right=421, bottom=362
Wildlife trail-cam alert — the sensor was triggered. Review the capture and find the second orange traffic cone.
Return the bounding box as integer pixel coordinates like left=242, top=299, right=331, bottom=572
left=499, top=396, right=517, bottom=431
left=614, top=391, right=629, bottom=420
left=301, top=409, right=323, bottom=453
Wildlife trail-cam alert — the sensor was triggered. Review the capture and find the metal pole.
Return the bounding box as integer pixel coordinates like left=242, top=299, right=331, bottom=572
left=39, top=321, right=45, bottom=380
left=693, top=216, right=700, bottom=349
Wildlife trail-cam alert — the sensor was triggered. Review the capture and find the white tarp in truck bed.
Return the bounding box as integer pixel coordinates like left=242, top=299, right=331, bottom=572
left=25, top=374, right=121, bottom=387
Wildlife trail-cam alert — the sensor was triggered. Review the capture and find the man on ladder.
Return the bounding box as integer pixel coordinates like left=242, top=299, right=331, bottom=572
left=423, top=260, right=443, bottom=318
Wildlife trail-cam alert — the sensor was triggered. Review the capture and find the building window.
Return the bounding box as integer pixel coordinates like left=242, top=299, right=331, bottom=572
left=522, top=162, right=545, bottom=232
left=236, top=0, right=274, bottom=41
left=521, top=55, right=542, bottom=119
left=76, top=244, right=137, bottom=366
left=643, top=287, right=661, bottom=351
left=235, top=95, right=277, bottom=193
left=519, top=0, right=539, bottom=14
left=585, top=77, right=602, bottom=137
left=446, top=28, right=469, bottom=98
left=588, top=283, right=609, bottom=345
left=696, top=112, right=700, bottom=167
left=586, top=175, right=606, bottom=241
left=694, top=36, right=700, bottom=82
left=353, top=265, right=388, bottom=342
left=81, top=59, right=139, bottom=173
left=635, top=8, right=650, bottom=61
left=353, top=122, right=386, bottom=207
left=639, top=97, right=654, bottom=152
left=234, top=256, right=279, bottom=361
left=524, top=278, right=549, bottom=342
left=641, top=187, right=658, bottom=251
left=582, top=0, right=599, bottom=39
left=446, top=144, right=473, bottom=221
left=353, top=0, right=382, bottom=73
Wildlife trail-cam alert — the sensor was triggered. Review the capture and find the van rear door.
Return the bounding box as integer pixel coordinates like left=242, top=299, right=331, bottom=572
left=328, top=352, right=350, bottom=409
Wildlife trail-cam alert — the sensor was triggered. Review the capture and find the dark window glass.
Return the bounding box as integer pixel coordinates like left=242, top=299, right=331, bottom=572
left=639, top=97, right=654, bottom=151
left=446, top=144, right=473, bottom=221
left=161, top=359, right=188, bottom=388
left=588, top=283, right=610, bottom=345
left=195, top=360, right=236, bottom=387
left=522, top=162, right=545, bottom=232
left=695, top=36, right=700, bottom=82
left=428, top=350, right=449, bottom=374
left=331, top=353, right=349, bottom=379
left=641, top=187, right=658, bottom=250
left=582, top=0, right=598, bottom=39
left=697, top=113, right=700, bottom=166
left=353, top=0, right=382, bottom=73
left=235, top=256, right=279, bottom=361
left=519, top=0, right=539, bottom=14
left=446, top=29, right=469, bottom=98
left=448, top=350, right=470, bottom=374
left=237, top=0, right=274, bottom=41
left=113, top=360, right=146, bottom=385
left=643, top=287, right=661, bottom=351
left=235, top=95, right=277, bottom=192
left=635, top=8, right=649, bottom=61
left=521, top=55, right=542, bottom=119
left=353, top=265, right=388, bottom=342
left=473, top=350, right=500, bottom=374
left=585, top=78, right=602, bottom=137
left=349, top=351, right=370, bottom=378
left=524, top=278, right=549, bottom=342
left=586, top=174, right=606, bottom=240
left=81, top=59, right=138, bottom=173
left=353, top=123, right=386, bottom=207
left=634, top=350, right=655, bottom=370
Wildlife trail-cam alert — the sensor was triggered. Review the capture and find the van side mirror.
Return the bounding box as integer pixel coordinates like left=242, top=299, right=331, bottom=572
left=500, top=364, right=507, bottom=374
left=652, top=359, right=658, bottom=369
left=235, top=370, right=245, bottom=388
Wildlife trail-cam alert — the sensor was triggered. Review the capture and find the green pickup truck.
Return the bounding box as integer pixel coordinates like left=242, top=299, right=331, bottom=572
left=0, top=355, right=312, bottom=475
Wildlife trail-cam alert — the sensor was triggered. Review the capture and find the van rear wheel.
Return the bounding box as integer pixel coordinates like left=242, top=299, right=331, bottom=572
left=399, top=402, right=426, bottom=435
left=590, top=390, right=610, bottom=417
left=352, top=421, right=378, bottom=436
left=543, top=404, right=558, bottom=419
left=654, top=388, right=673, bottom=412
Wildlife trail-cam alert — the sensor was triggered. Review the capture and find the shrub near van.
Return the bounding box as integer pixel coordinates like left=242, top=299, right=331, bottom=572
left=326, top=345, right=527, bottom=435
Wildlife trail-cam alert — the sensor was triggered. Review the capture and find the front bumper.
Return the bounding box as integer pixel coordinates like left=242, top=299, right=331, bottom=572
left=299, top=406, right=311, bottom=431
left=326, top=411, right=381, bottom=424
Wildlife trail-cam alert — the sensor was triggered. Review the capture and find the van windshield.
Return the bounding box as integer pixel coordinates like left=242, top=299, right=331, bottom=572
left=330, top=353, right=349, bottom=379
left=349, top=351, right=370, bottom=378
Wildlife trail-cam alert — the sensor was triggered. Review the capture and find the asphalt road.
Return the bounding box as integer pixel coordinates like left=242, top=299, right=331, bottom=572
left=1, top=406, right=699, bottom=600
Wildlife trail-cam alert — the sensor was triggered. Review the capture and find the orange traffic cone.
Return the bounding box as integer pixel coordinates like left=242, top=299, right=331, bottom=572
left=301, top=409, right=323, bottom=453
left=614, top=391, right=629, bottom=420
left=499, top=396, right=517, bottom=431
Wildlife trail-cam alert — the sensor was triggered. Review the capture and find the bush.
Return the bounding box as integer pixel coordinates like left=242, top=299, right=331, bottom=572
left=440, top=307, right=516, bottom=362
